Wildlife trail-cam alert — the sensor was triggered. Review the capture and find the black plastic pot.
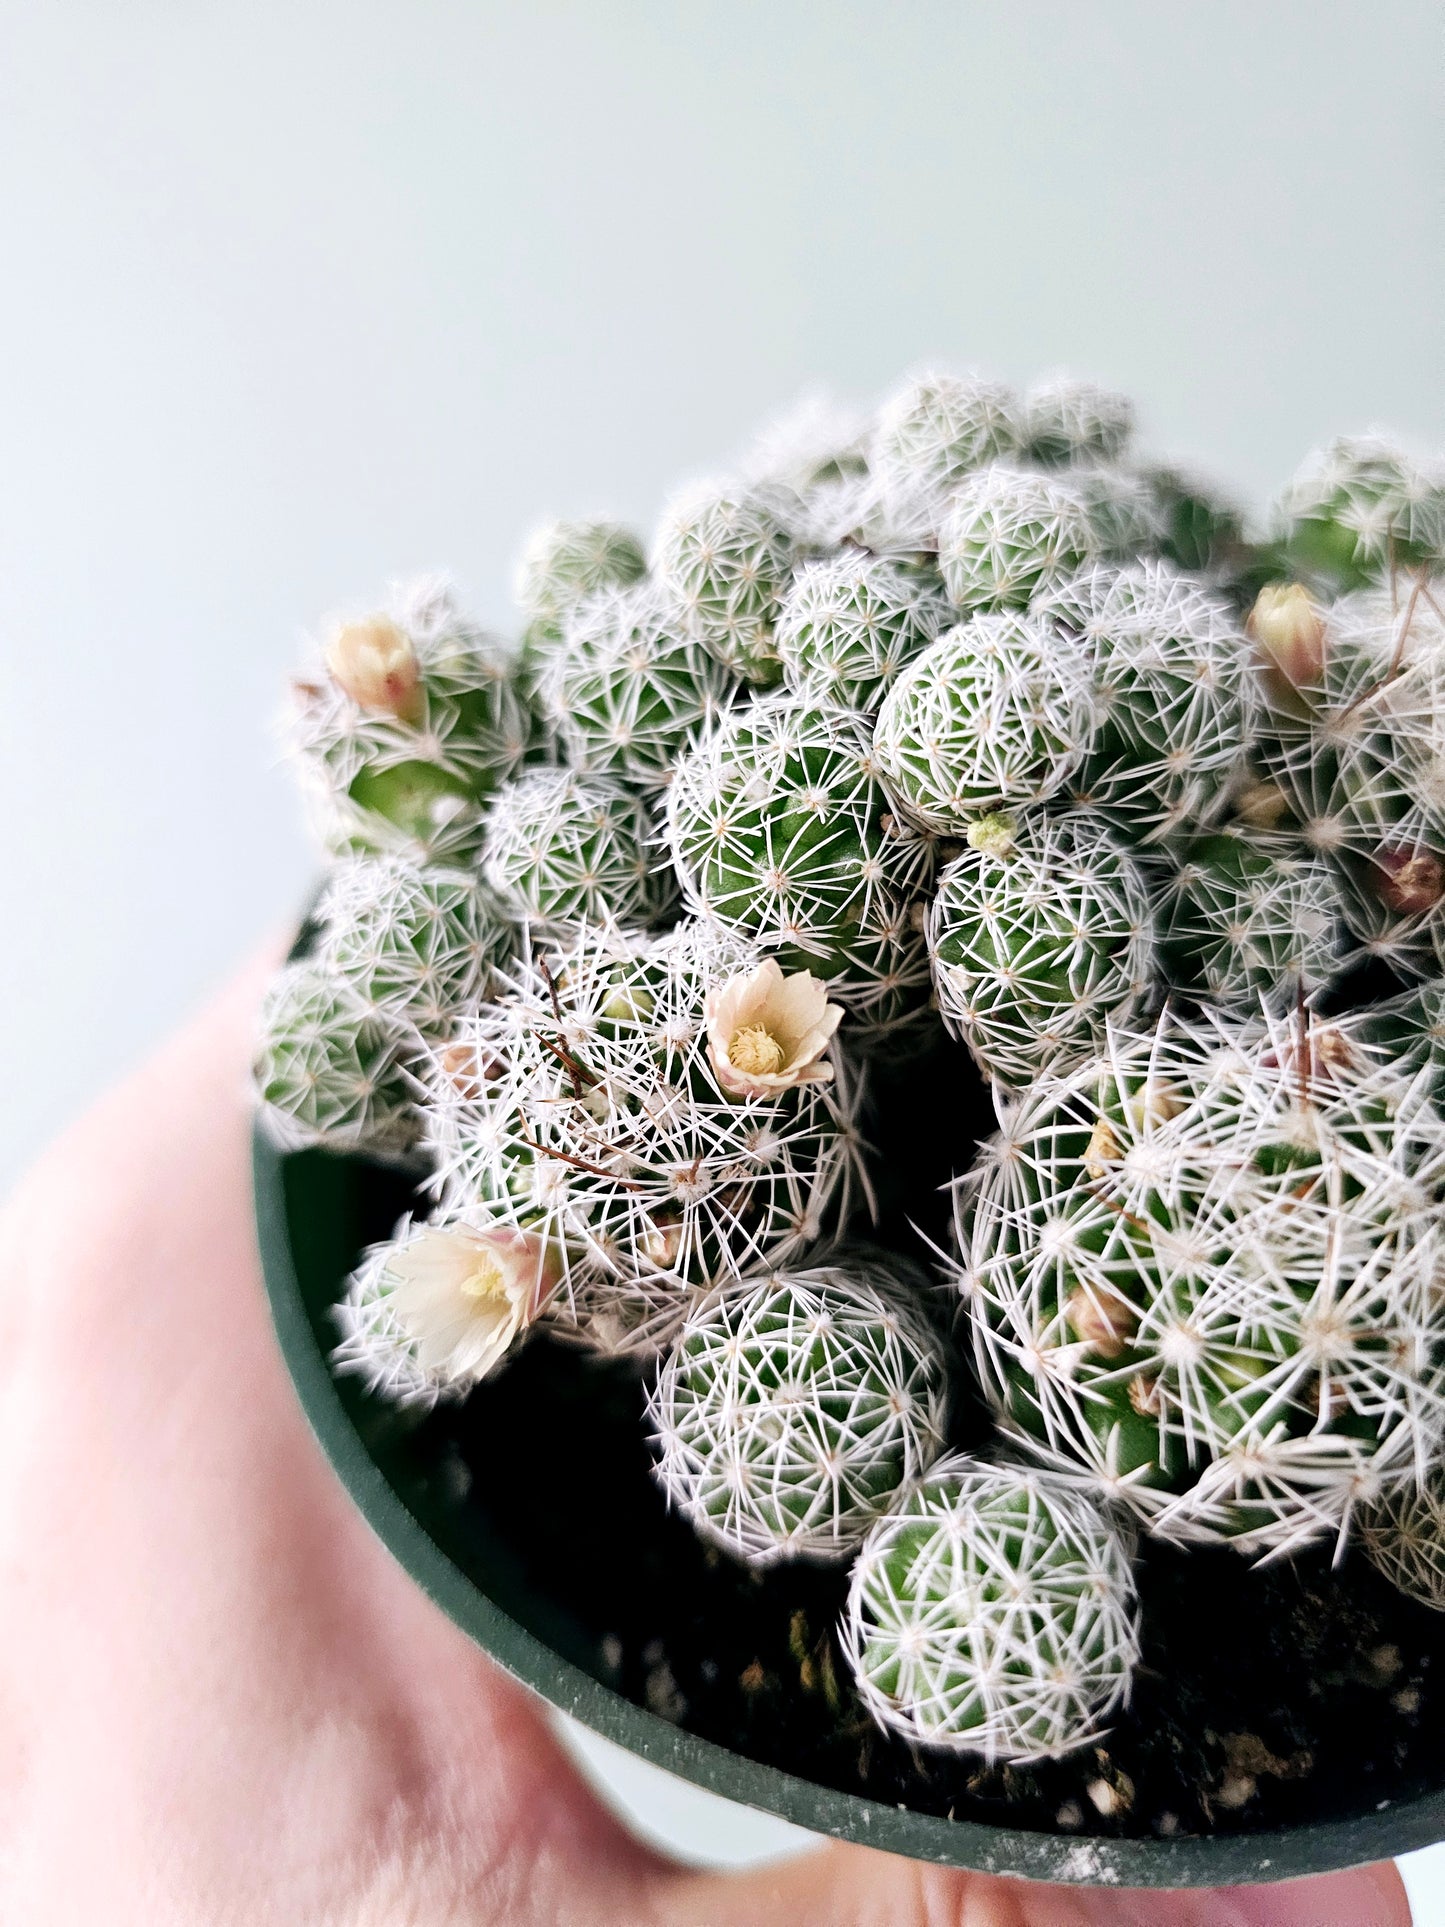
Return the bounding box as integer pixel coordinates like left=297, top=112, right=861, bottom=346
left=253, top=1128, right=1445, bottom=1889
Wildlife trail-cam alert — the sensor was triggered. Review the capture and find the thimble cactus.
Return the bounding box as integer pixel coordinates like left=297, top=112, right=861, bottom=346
left=317, top=858, right=515, bottom=1037
left=937, top=465, right=1095, bottom=612
left=655, top=484, right=796, bottom=687
left=482, top=766, right=676, bottom=933
left=423, top=922, right=866, bottom=1355
left=1274, top=436, right=1444, bottom=592
left=1252, top=584, right=1445, bottom=971
left=260, top=369, right=1445, bottom=1812
left=870, top=371, right=1022, bottom=507
left=1060, top=464, right=1167, bottom=562
left=775, top=552, right=948, bottom=714
left=541, top=580, right=738, bottom=788
left=1357, top=1472, right=1445, bottom=1611
left=514, top=517, right=648, bottom=634
left=666, top=695, right=937, bottom=1035
left=953, top=1006, right=1445, bottom=1557
left=736, top=390, right=869, bottom=497
left=332, top=1214, right=561, bottom=1407
left=512, top=517, right=648, bottom=702
left=289, top=577, right=529, bottom=864
left=1024, top=376, right=1136, bottom=469
left=841, top=1455, right=1141, bottom=1762
left=1044, top=560, right=1254, bottom=841
left=647, top=1251, right=949, bottom=1567
left=927, top=810, right=1156, bottom=1088
left=1150, top=827, right=1348, bottom=1008
left=253, top=955, right=417, bottom=1156
left=873, top=612, right=1098, bottom=832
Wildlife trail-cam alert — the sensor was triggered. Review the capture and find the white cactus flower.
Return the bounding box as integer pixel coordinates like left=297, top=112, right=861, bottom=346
left=333, top=1216, right=560, bottom=1405
left=1248, top=582, right=1328, bottom=698
left=705, top=959, right=843, bottom=1098
left=385, top=1221, right=559, bottom=1379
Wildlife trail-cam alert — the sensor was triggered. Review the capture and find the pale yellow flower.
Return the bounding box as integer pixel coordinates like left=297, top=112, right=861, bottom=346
left=705, top=960, right=843, bottom=1100
left=385, top=1223, right=559, bottom=1385
left=325, top=614, right=422, bottom=717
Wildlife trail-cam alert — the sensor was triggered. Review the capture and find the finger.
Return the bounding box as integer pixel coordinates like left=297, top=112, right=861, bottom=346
left=646, top=1845, right=1412, bottom=1927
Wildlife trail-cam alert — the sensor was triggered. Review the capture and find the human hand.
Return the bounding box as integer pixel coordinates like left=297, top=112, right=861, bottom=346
left=0, top=955, right=1414, bottom=1925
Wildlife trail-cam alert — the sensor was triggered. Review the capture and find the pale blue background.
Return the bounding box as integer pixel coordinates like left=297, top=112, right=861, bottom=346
left=1, top=1, right=1441, bottom=1911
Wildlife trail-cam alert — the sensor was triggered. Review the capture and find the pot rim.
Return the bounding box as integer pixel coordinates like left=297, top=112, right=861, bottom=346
left=253, top=1125, right=1445, bottom=1889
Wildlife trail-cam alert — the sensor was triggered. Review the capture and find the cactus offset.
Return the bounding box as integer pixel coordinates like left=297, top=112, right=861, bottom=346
left=543, top=580, right=739, bottom=788
left=648, top=1251, right=948, bottom=1567
left=655, top=484, right=797, bottom=687
left=289, top=577, right=529, bottom=865
left=317, top=858, right=514, bottom=1037
left=422, top=921, right=867, bottom=1356
left=842, top=1455, right=1141, bottom=1762
left=253, top=954, right=418, bottom=1156
left=1024, top=376, right=1136, bottom=469
left=1274, top=436, right=1444, bottom=593
left=927, top=810, right=1156, bottom=1087
left=938, top=465, right=1095, bottom=612
left=776, top=552, right=948, bottom=714
left=667, top=695, right=938, bottom=1037
left=873, top=612, right=1098, bottom=831
left=482, top=766, right=676, bottom=934
left=1043, top=560, right=1255, bottom=843
left=1150, top=826, right=1349, bottom=1009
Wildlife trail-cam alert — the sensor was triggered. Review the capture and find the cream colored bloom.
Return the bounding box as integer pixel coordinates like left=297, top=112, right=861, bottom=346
left=1247, top=584, right=1326, bottom=694
left=705, top=960, right=843, bottom=1099
left=385, top=1223, right=559, bottom=1385
left=325, top=614, right=422, bottom=717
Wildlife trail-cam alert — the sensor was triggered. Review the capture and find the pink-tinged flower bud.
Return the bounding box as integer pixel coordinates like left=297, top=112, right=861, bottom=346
left=325, top=615, right=422, bottom=718
left=1128, top=1373, right=1161, bottom=1417
left=704, top=960, right=843, bottom=1100
left=1233, top=779, right=1292, bottom=831
left=1248, top=584, right=1326, bottom=698
left=1065, top=1288, right=1138, bottom=1360
left=1372, top=844, right=1445, bottom=916
left=385, top=1223, right=560, bottom=1384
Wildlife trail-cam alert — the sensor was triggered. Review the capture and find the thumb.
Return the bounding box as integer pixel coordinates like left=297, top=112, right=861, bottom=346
left=642, top=1843, right=1412, bottom=1927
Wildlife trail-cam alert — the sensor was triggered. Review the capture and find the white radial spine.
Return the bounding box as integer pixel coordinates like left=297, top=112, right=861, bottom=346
left=949, top=1003, right=1445, bottom=1559
left=926, top=810, right=1156, bottom=1088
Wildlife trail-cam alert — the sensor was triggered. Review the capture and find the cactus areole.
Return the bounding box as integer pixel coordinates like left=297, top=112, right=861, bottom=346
left=255, top=365, right=1445, bottom=1884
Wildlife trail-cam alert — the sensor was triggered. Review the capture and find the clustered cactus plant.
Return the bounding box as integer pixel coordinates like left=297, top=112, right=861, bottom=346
left=257, top=362, right=1445, bottom=1779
